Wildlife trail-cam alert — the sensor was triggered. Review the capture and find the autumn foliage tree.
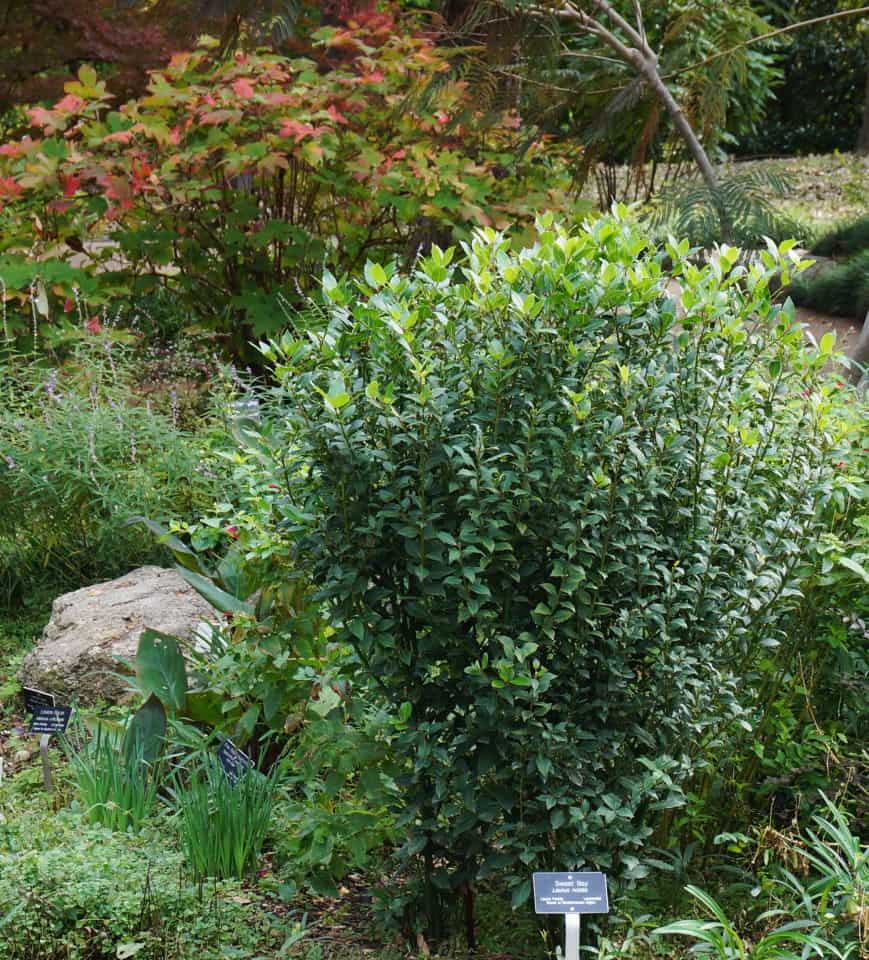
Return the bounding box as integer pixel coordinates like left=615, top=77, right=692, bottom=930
left=0, top=12, right=574, bottom=354
left=0, top=0, right=393, bottom=117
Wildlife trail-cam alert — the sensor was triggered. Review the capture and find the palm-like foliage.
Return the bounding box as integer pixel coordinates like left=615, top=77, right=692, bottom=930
left=648, top=168, right=803, bottom=247
left=409, top=0, right=789, bottom=241
left=533, top=0, right=781, bottom=190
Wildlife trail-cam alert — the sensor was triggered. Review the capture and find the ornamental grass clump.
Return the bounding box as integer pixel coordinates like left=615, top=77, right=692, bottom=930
left=171, top=758, right=277, bottom=880
left=265, top=211, right=853, bottom=939
left=65, top=727, right=160, bottom=833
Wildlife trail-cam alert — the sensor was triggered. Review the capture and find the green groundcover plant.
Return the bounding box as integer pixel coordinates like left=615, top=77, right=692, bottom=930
left=264, top=211, right=854, bottom=939
left=0, top=806, right=288, bottom=959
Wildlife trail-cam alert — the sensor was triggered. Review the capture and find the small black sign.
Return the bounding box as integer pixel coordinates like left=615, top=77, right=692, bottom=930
left=22, top=687, right=55, bottom=714
left=217, top=739, right=252, bottom=784
left=532, top=872, right=609, bottom=915
left=29, top=705, right=72, bottom=735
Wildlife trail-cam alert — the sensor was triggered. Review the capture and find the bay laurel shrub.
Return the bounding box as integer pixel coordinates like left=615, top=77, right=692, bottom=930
left=265, top=212, right=847, bottom=937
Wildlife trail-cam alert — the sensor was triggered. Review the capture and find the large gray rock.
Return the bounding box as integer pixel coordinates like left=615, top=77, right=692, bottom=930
left=19, top=566, right=216, bottom=704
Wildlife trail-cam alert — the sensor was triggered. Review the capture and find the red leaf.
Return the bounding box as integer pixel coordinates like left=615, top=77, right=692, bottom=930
left=131, top=161, right=154, bottom=192
left=27, top=106, right=56, bottom=129
left=60, top=173, right=81, bottom=197
left=0, top=138, right=34, bottom=157
left=200, top=109, right=242, bottom=125
left=0, top=176, right=23, bottom=198
left=278, top=119, right=324, bottom=143
left=264, top=91, right=294, bottom=107
left=327, top=104, right=348, bottom=124
left=103, top=129, right=134, bottom=144
left=55, top=94, right=85, bottom=113
left=232, top=78, right=255, bottom=99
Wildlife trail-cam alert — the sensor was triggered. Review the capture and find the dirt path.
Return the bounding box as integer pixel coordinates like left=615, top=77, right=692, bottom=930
left=796, top=307, right=862, bottom=356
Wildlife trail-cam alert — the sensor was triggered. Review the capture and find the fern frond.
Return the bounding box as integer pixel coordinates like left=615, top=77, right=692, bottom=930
left=647, top=169, right=805, bottom=248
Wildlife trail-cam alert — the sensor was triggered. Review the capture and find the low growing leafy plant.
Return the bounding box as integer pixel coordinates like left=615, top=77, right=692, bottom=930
left=654, top=797, right=865, bottom=959
left=0, top=804, right=288, bottom=959
left=772, top=795, right=867, bottom=955
left=653, top=884, right=842, bottom=960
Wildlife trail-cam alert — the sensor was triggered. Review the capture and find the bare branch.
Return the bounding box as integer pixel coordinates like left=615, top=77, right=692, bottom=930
left=589, top=0, right=646, bottom=53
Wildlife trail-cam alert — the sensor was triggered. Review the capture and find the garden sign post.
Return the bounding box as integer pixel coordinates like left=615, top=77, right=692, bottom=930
left=216, top=738, right=252, bottom=785
left=23, top=689, right=71, bottom=792
left=532, top=872, right=609, bottom=960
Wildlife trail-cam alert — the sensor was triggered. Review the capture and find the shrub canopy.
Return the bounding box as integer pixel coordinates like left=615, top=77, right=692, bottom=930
left=266, top=212, right=847, bottom=928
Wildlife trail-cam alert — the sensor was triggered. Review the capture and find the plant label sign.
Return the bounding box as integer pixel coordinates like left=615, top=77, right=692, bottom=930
left=217, top=739, right=252, bottom=785
left=532, top=872, right=609, bottom=914
left=29, top=705, right=71, bottom=735
left=532, top=872, right=609, bottom=960
left=22, top=687, right=55, bottom=714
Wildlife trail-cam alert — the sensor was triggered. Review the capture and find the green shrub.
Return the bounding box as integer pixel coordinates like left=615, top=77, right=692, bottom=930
left=790, top=251, right=869, bottom=320
left=271, top=702, right=398, bottom=896
left=811, top=216, right=869, bottom=259
left=733, top=0, right=868, bottom=157
left=265, top=212, right=848, bottom=939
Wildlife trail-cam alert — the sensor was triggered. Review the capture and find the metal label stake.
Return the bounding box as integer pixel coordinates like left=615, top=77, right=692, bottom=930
left=564, top=912, right=580, bottom=960
left=39, top=734, right=52, bottom=791
left=532, top=871, right=609, bottom=960
left=29, top=704, right=72, bottom=792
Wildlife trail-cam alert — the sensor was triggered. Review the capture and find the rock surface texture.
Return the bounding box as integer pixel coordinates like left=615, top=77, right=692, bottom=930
left=19, top=566, right=215, bottom=704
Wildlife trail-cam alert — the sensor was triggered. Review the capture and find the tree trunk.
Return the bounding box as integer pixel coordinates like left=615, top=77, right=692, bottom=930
left=857, top=66, right=869, bottom=154
left=569, top=0, right=732, bottom=240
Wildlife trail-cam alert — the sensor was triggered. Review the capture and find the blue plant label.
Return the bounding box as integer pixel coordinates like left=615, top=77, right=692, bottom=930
left=532, top=872, right=609, bottom=915
left=29, top=705, right=71, bottom=735
left=217, top=739, right=252, bottom=784
left=22, top=687, right=55, bottom=714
